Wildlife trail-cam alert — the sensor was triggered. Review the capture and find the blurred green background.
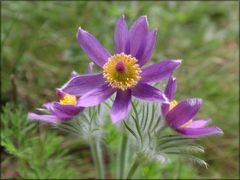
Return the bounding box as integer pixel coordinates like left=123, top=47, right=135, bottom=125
left=1, top=1, right=239, bottom=179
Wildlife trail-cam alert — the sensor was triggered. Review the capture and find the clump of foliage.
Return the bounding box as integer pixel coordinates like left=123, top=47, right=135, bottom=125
left=1, top=104, right=75, bottom=179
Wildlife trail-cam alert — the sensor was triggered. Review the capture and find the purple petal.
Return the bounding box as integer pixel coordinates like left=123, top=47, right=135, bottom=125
left=129, top=16, right=149, bottom=59
left=138, top=30, right=157, bottom=66
left=77, top=28, right=111, bottom=67
left=140, top=60, right=182, bottom=84
left=186, top=119, right=211, bottom=128
left=115, top=15, right=129, bottom=54
left=50, top=102, right=84, bottom=119
left=43, top=102, right=58, bottom=111
left=132, top=83, right=169, bottom=103
left=60, top=73, right=105, bottom=96
left=164, top=77, right=177, bottom=101
left=166, top=98, right=202, bottom=128
left=177, top=126, right=223, bottom=138
left=77, top=84, right=116, bottom=107
left=111, top=90, right=132, bottom=124
left=28, top=112, right=59, bottom=123
left=161, top=77, right=177, bottom=116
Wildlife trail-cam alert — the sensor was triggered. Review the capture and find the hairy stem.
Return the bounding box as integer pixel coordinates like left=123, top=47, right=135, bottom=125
left=127, top=158, right=140, bottom=179
left=117, top=134, right=129, bottom=179
left=90, top=139, right=105, bottom=179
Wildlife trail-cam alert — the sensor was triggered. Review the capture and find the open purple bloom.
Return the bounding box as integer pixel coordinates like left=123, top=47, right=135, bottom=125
left=161, top=77, right=223, bottom=138
left=28, top=89, right=84, bottom=123
left=60, top=16, right=181, bottom=123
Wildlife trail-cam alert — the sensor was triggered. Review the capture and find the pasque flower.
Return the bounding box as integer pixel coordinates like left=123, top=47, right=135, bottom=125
left=28, top=89, right=84, bottom=123
left=60, top=16, right=181, bottom=123
left=27, top=63, right=94, bottom=123
left=161, top=77, right=223, bottom=138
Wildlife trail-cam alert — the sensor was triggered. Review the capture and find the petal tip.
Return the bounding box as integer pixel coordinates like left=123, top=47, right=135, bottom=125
left=152, top=29, right=157, bottom=34
left=216, top=127, right=224, bottom=134
left=27, top=112, right=34, bottom=120
left=71, top=70, right=79, bottom=78
left=205, top=118, right=212, bottom=125
left=170, top=76, right=176, bottom=81
left=117, top=15, right=126, bottom=24
left=174, top=59, right=182, bottom=64
left=111, top=114, right=123, bottom=124
left=196, top=98, right=203, bottom=104
left=120, top=15, right=125, bottom=19
left=141, top=15, right=148, bottom=19
left=188, top=98, right=203, bottom=106
left=76, top=27, right=82, bottom=38
left=134, top=15, right=148, bottom=27
left=77, top=27, right=87, bottom=36
left=141, top=15, right=148, bottom=25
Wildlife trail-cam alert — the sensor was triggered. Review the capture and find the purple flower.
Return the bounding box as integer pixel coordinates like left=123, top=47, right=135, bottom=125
left=161, top=77, right=223, bottom=138
left=28, top=63, right=95, bottom=123
left=28, top=89, right=84, bottom=123
left=60, top=16, right=181, bottom=123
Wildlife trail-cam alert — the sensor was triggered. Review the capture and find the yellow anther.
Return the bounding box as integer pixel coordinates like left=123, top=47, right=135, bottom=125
left=59, top=94, right=77, bottom=105
left=103, top=53, right=142, bottom=91
left=169, top=100, right=178, bottom=110
left=179, top=119, right=193, bottom=128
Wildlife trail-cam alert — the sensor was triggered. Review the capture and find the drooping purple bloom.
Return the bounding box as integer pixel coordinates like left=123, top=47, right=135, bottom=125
left=60, top=16, right=181, bottom=123
left=28, top=89, right=84, bottom=123
left=27, top=63, right=94, bottom=123
left=161, top=77, right=223, bottom=138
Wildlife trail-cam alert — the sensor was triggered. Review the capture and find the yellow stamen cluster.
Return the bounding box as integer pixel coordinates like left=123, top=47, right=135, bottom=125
left=103, top=53, right=142, bottom=91
left=169, top=100, right=193, bottom=129
left=59, top=94, right=77, bottom=105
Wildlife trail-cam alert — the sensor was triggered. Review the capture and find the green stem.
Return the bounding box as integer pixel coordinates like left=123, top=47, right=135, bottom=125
left=90, top=139, right=105, bottom=179
left=126, top=158, right=140, bottom=179
left=117, top=134, right=128, bottom=179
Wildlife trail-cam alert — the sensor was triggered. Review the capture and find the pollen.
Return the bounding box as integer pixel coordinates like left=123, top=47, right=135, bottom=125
left=103, top=53, right=142, bottom=91
left=59, top=94, right=77, bottom=105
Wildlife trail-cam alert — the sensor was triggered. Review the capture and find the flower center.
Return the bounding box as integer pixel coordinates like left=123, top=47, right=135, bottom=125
left=59, top=94, right=77, bottom=105
left=169, top=100, right=193, bottom=129
left=103, top=53, right=142, bottom=91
